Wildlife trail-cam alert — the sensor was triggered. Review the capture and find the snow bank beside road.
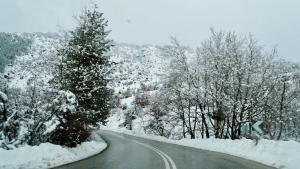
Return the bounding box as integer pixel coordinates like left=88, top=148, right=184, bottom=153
left=0, top=131, right=107, bottom=169
left=105, top=128, right=300, bottom=169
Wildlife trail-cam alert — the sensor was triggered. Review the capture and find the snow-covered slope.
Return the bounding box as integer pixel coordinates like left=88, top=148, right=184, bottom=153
left=3, top=34, right=59, bottom=89
left=105, top=44, right=170, bottom=132
left=109, top=43, right=169, bottom=92
left=4, top=36, right=170, bottom=92
left=3, top=35, right=173, bottom=131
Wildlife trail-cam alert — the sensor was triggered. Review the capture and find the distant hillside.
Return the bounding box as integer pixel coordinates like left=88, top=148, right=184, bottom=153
left=3, top=33, right=172, bottom=91
left=0, top=33, right=33, bottom=72
left=0, top=32, right=62, bottom=73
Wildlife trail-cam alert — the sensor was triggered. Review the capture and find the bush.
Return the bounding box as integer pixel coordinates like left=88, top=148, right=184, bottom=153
left=49, top=112, right=91, bottom=147
left=123, top=88, right=132, bottom=98
left=141, top=83, right=156, bottom=91
left=135, top=94, right=149, bottom=108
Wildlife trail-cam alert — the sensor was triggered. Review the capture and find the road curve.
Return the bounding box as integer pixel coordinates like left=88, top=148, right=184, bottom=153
left=54, top=130, right=275, bottom=169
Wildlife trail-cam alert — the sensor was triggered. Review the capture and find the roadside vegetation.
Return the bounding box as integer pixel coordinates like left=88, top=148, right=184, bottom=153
left=140, top=32, right=300, bottom=140
left=0, top=5, right=112, bottom=148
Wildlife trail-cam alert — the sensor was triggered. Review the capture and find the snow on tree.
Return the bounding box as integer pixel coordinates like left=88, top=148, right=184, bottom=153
left=149, top=30, right=300, bottom=140
left=0, top=91, right=7, bottom=103
left=0, top=91, right=7, bottom=122
left=54, top=5, right=113, bottom=125
left=50, top=5, right=113, bottom=146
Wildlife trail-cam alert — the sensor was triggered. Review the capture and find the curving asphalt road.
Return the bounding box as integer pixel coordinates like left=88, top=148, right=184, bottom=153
left=54, top=131, right=275, bottom=169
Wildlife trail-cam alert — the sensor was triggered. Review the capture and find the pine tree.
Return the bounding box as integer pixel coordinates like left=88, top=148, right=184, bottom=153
left=55, top=5, right=113, bottom=126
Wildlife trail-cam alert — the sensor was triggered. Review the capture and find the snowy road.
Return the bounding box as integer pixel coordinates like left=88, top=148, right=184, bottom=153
left=54, top=131, right=275, bottom=169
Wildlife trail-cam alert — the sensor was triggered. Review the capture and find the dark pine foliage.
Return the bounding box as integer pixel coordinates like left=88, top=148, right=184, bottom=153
left=51, top=6, right=113, bottom=146
left=49, top=111, right=91, bottom=147
left=56, top=5, right=113, bottom=124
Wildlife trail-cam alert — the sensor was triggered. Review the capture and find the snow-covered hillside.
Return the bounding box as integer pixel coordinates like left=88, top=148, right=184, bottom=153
left=4, top=35, right=171, bottom=91
left=3, top=35, right=174, bottom=132
left=4, top=33, right=59, bottom=89
left=0, top=35, right=163, bottom=141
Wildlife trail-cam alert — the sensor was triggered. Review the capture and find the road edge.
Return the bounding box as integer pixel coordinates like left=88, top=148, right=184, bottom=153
left=50, top=131, right=109, bottom=169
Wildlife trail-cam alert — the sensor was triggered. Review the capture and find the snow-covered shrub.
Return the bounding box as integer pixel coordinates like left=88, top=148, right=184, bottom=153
left=0, top=87, right=54, bottom=147
left=112, top=95, right=122, bottom=108
left=122, top=104, right=128, bottom=110
left=49, top=111, right=91, bottom=147
left=47, top=91, right=91, bottom=147
left=123, top=111, right=136, bottom=130
left=0, top=91, right=7, bottom=115
left=0, top=87, right=85, bottom=148
left=52, top=91, right=77, bottom=113
left=0, top=91, right=7, bottom=103
left=144, top=104, right=171, bottom=137
left=122, top=88, right=132, bottom=98
left=135, top=93, right=150, bottom=108
left=140, top=83, right=158, bottom=92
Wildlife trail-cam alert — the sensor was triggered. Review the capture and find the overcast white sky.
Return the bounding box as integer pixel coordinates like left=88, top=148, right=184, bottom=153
left=0, top=0, right=299, bottom=62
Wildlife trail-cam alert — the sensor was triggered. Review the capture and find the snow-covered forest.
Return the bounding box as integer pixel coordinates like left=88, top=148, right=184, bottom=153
left=0, top=3, right=300, bottom=169
left=107, top=32, right=300, bottom=141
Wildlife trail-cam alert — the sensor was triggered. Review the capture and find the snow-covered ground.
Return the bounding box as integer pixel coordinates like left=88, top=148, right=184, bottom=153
left=0, top=131, right=107, bottom=169
left=103, top=127, right=300, bottom=169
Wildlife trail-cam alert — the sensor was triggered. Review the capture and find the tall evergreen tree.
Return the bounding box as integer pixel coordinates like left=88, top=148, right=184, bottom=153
left=55, top=5, right=113, bottom=125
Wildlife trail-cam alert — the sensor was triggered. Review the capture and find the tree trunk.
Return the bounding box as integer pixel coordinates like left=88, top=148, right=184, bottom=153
left=277, top=81, right=286, bottom=140
left=231, top=112, right=236, bottom=140
left=201, top=113, right=209, bottom=138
